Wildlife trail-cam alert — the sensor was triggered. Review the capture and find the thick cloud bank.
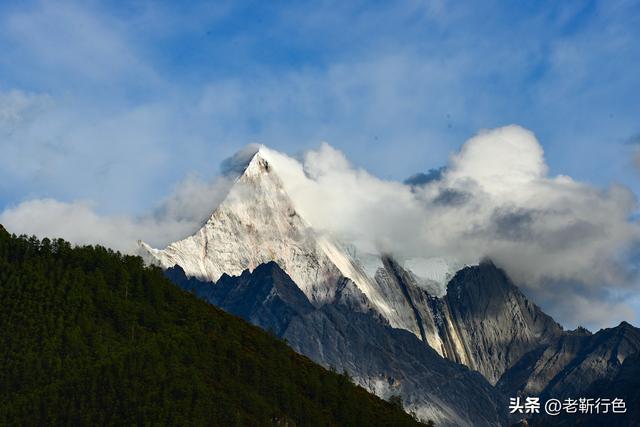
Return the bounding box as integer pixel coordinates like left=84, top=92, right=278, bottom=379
left=0, top=174, right=234, bottom=253
left=263, top=127, right=637, bottom=286
left=260, top=126, right=640, bottom=328
left=2, top=125, right=639, bottom=328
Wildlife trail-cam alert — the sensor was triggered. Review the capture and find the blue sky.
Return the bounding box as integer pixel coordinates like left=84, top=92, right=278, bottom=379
left=1, top=0, right=639, bottom=215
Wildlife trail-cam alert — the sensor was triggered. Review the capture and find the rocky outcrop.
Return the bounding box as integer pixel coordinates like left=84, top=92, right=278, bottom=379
left=374, top=259, right=563, bottom=385
left=284, top=303, right=508, bottom=427
left=383, top=259, right=640, bottom=405
left=499, top=321, right=640, bottom=400
left=529, top=350, right=640, bottom=427
left=168, top=262, right=509, bottom=427
left=438, top=262, right=564, bottom=385
left=167, top=262, right=315, bottom=335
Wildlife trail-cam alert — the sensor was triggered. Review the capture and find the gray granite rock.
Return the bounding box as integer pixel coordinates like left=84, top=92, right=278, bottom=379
left=167, top=262, right=509, bottom=427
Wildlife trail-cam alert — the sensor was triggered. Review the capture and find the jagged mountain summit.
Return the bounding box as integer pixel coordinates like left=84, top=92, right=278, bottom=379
left=140, top=148, right=379, bottom=306
left=140, top=147, right=449, bottom=335
left=142, top=146, right=640, bottom=426
left=498, top=320, right=640, bottom=399
left=137, top=147, right=597, bottom=375
left=166, top=262, right=509, bottom=427
left=140, top=148, right=510, bottom=424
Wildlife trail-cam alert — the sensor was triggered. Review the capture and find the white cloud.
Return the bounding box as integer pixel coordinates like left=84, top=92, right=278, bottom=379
left=0, top=174, right=234, bottom=253
left=2, top=0, right=638, bottom=220
left=1, top=125, right=639, bottom=328
left=446, top=126, right=548, bottom=197
left=0, top=1, right=638, bottom=329
left=260, top=128, right=639, bottom=288
left=540, top=289, right=636, bottom=331
left=1, top=199, right=139, bottom=252
left=255, top=126, right=640, bottom=328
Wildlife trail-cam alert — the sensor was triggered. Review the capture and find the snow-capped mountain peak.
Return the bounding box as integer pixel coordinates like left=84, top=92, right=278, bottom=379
left=139, top=148, right=383, bottom=307
left=140, top=147, right=476, bottom=348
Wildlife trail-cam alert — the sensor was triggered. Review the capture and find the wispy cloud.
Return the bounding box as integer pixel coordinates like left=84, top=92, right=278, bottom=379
left=0, top=1, right=638, bottom=214
left=0, top=172, right=234, bottom=252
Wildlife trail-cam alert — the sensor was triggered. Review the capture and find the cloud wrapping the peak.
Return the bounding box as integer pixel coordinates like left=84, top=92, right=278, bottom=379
left=260, top=127, right=638, bottom=289
left=1, top=125, right=639, bottom=329
left=257, top=126, right=639, bottom=328
left=0, top=1, right=638, bottom=330
left=219, top=143, right=262, bottom=176
left=447, top=125, right=548, bottom=196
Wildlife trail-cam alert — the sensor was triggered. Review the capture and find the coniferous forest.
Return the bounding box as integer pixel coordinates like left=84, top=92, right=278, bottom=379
left=0, top=225, right=426, bottom=426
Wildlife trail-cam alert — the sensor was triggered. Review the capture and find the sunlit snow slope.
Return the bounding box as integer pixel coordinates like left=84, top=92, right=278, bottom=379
left=141, top=147, right=569, bottom=386
left=141, top=148, right=478, bottom=360
left=140, top=149, right=388, bottom=308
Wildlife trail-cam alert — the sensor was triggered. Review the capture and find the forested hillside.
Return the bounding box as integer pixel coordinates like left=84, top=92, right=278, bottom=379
left=0, top=225, right=425, bottom=426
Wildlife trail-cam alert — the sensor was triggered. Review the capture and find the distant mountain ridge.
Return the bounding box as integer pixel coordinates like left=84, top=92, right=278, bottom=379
left=499, top=320, right=640, bottom=400
left=167, top=260, right=640, bottom=426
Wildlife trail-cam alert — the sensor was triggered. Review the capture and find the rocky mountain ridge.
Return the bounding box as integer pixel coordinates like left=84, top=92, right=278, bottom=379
left=144, top=148, right=640, bottom=426
left=167, top=262, right=509, bottom=427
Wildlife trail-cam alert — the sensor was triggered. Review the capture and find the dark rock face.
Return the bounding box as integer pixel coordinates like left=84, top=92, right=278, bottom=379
left=166, top=261, right=640, bottom=426
left=380, top=260, right=563, bottom=385
left=166, top=262, right=314, bottom=335
left=284, top=303, right=508, bottom=427
left=528, top=351, right=640, bottom=427
left=362, top=260, right=640, bottom=424
left=395, top=262, right=640, bottom=404
left=498, top=321, right=640, bottom=400
left=439, top=262, right=564, bottom=385
left=167, top=262, right=509, bottom=427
